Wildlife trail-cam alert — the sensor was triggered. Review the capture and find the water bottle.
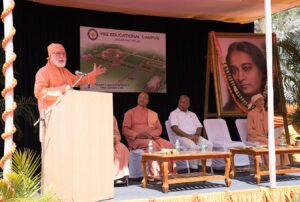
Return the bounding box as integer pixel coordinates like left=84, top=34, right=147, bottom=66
left=199, top=138, right=206, bottom=151
left=279, top=133, right=285, bottom=146
left=175, top=139, right=180, bottom=151
left=148, top=140, right=153, bottom=153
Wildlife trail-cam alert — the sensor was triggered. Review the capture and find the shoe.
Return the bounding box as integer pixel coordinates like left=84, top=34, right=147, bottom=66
left=114, top=176, right=129, bottom=187
left=177, top=168, right=189, bottom=174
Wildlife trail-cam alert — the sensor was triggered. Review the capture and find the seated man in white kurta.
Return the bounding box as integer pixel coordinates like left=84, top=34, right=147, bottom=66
left=169, top=95, right=212, bottom=171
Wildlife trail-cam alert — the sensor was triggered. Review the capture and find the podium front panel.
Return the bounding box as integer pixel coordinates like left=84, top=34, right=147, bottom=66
left=43, top=90, right=113, bottom=202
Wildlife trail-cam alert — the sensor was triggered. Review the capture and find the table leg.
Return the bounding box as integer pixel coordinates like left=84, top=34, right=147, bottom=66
left=224, top=156, right=232, bottom=187
left=172, top=160, right=177, bottom=174
left=280, top=154, right=285, bottom=166
left=230, top=153, right=236, bottom=178
left=141, top=158, right=148, bottom=188
left=201, top=159, right=206, bottom=176
left=254, top=154, right=261, bottom=184
left=161, top=161, right=169, bottom=193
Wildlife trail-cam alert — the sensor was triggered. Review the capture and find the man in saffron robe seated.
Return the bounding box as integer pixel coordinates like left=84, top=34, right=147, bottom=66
left=247, top=94, right=289, bottom=165
left=247, top=94, right=269, bottom=145
left=113, top=116, right=130, bottom=186
left=122, top=92, right=173, bottom=176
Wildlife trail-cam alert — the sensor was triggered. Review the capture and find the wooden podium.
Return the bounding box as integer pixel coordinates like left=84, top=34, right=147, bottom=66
left=42, top=90, right=113, bottom=202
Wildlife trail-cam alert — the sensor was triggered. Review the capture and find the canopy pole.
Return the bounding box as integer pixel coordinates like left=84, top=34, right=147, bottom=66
left=264, top=0, right=276, bottom=188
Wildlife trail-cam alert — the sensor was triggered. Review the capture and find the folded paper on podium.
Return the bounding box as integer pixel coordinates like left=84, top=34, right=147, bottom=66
left=42, top=90, right=113, bottom=202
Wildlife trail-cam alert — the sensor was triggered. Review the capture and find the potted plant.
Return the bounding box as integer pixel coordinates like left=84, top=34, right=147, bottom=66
left=0, top=149, right=58, bottom=201
left=278, top=31, right=300, bottom=133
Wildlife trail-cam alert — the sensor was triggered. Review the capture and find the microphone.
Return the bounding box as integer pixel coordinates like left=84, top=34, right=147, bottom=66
left=75, top=70, right=88, bottom=76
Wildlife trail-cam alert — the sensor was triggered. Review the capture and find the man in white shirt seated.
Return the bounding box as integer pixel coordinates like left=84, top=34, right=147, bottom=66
left=169, top=95, right=212, bottom=171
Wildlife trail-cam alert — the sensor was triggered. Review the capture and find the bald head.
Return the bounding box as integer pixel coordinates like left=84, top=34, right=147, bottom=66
left=137, top=92, right=149, bottom=108
left=178, top=95, right=190, bottom=112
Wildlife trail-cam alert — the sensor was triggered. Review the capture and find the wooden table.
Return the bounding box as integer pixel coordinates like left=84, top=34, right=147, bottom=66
left=230, top=146, right=300, bottom=184
left=141, top=151, right=231, bottom=193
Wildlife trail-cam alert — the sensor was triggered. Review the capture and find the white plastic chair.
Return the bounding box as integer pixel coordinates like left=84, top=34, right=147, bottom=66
left=165, top=120, right=190, bottom=172
left=236, top=118, right=284, bottom=143
left=165, top=120, right=213, bottom=173
left=235, top=119, right=248, bottom=142
left=235, top=118, right=265, bottom=165
left=235, top=119, right=259, bottom=146
left=204, top=118, right=250, bottom=169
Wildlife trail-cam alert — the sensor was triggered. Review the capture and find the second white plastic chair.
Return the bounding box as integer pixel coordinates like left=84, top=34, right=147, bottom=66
left=235, top=118, right=259, bottom=146
left=204, top=118, right=250, bottom=170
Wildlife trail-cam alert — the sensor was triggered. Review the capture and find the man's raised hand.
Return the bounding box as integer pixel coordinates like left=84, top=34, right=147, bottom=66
left=91, top=63, right=107, bottom=77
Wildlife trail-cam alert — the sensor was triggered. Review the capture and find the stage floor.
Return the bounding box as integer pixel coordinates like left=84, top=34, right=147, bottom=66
left=106, top=170, right=300, bottom=201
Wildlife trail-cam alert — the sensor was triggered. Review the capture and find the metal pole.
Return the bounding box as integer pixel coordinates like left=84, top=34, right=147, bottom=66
left=264, top=0, right=277, bottom=188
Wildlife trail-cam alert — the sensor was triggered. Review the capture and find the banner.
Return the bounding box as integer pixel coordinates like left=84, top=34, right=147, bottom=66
left=80, top=26, right=166, bottom=93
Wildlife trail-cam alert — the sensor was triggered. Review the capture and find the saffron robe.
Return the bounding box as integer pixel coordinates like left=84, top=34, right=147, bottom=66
left=247, top=108, right=268, bottom=144
left=114, top=117, right=130, bottom=180
left=122, top=105, right=173, bottom=176
left=122, top=105, right=173, bottom=150
left=34, top=62, right=97, bottom=114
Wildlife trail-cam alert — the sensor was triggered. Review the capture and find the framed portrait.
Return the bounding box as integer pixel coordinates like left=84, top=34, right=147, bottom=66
left=205, top=32, right=285, bottom=117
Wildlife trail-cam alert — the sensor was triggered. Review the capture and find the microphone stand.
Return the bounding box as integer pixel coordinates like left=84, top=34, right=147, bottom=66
left=34, top=74, right=86, bottom=126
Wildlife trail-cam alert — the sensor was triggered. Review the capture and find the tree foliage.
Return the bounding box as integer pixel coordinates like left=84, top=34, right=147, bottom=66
left=255, top=7, right=300, bottom=131
left=278, top=31, right=300, bottom=131
left=279, top=31, right=300, bottom=104
left=255, top=6, right=300, bottom=40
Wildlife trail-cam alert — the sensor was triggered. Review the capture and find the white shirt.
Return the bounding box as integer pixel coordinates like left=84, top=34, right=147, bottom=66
left=169, top=108, right=202, bottom=135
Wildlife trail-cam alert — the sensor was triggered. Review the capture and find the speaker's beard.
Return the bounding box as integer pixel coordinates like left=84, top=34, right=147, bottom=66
left=52, top=58, right=66, bottom=68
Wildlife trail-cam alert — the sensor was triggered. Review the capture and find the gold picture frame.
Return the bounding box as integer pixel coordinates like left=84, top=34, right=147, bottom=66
left=204, top=32, right=286, bottom=117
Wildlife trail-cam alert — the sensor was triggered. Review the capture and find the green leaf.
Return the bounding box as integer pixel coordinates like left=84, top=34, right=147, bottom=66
left=11, top=149, right=41, bottom=198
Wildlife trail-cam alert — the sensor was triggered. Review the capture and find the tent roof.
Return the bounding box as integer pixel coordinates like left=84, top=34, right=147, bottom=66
left=29, top=0, right=300, bottom=23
